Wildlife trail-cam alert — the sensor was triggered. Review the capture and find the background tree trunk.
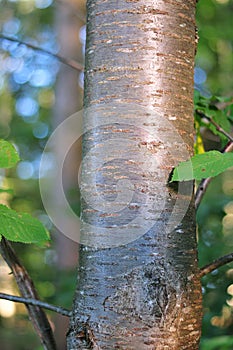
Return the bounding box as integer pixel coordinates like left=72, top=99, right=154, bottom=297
left=53, top=1, right=85, bottom=348
left=67, top=1, right=202, bottom=349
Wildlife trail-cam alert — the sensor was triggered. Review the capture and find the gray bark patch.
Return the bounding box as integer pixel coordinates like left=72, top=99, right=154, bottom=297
left=104, top=262, right=177, bottom=327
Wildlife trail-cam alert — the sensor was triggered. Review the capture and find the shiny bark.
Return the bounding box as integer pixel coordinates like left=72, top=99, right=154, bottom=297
left=67, top=1, right=202, bottom=349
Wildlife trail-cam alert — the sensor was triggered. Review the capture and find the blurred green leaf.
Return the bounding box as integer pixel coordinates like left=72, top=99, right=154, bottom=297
left=0, top=139, right=20, bottom=168
left=0, top=204, right=50, bottom=244
left=0, top=188, right=14, bottom=194
left=201, top=335, right=233, bottom=350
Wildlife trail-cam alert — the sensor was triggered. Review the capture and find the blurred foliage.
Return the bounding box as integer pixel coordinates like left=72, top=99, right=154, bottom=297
left=196, top=0, right=233, bottom=95
left=0, top=0, right=78, bottom=348
left=196, top=1, right=233, bottom=349
left=198, top=173, right=233, bottom=349
left=194, top=91, right=232, bottom=147
left=200, top=336, right=233, bottom=350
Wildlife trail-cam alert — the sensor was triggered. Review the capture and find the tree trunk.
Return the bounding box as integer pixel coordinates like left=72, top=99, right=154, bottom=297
left=67, top=1, right=202, bottom=349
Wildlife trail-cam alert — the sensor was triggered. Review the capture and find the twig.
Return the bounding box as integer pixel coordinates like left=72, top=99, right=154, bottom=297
left=0, top=237, right=57, bottom=350
left=196, top=110, right=233, bottom=142
left=0, top=292, right=71, bottom=317
left=195, top=141, right=233, bottom=209
left=0, top=34, right=84, bottom=72
left=199, top=252, right=233, bottom=278
left=195, top=177, right=212, bottom=210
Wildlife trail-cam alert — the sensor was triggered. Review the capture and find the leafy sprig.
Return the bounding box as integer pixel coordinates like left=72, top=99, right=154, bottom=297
left=171, top=93, right=233, bottom=182
left=0, top=139, right=50, bottom=244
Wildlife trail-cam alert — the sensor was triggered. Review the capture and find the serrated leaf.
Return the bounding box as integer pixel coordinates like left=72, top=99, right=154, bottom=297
left=0, top=139, right=20, bottom=168
left=171, top=151, right=233, bottom=181
left=0, top=204, right=50, bottom=244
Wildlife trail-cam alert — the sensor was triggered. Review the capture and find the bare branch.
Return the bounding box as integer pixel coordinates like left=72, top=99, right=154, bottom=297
left=0, top=34, right=84, bottom=72
left=199, top=252, right=233, bottom=278
left=0, top=237, right=57, bottom=350
left=195, top=177, right=212, bottom=210
left=0, top=292, right=71, bottom=317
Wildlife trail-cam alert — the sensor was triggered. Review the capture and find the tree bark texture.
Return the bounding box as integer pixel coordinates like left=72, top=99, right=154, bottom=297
left=67, top=1, right=202, bottom=349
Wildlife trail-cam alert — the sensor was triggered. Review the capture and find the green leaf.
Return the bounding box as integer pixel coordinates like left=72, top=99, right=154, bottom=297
left=171, top=151, right=233, bottom=181
left=0, top=188, right=14, bottom=195
left=0, top=139, right=20, bottom=168
left=0, top=204, right=50, bottom=244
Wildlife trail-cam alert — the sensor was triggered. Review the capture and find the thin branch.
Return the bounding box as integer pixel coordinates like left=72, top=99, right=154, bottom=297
left=196, top=109, right=233, bottom=142
left=0, top=34, right=84, bottom=72
left=0, top=292, right=71, bottom=317
left=0, top=237, right=56, bottom=350
left=195, top=141, right=233, bottom=209
left=199, top=252, right=233, bottom=278
left=195, top=177, right=212, bottom=210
